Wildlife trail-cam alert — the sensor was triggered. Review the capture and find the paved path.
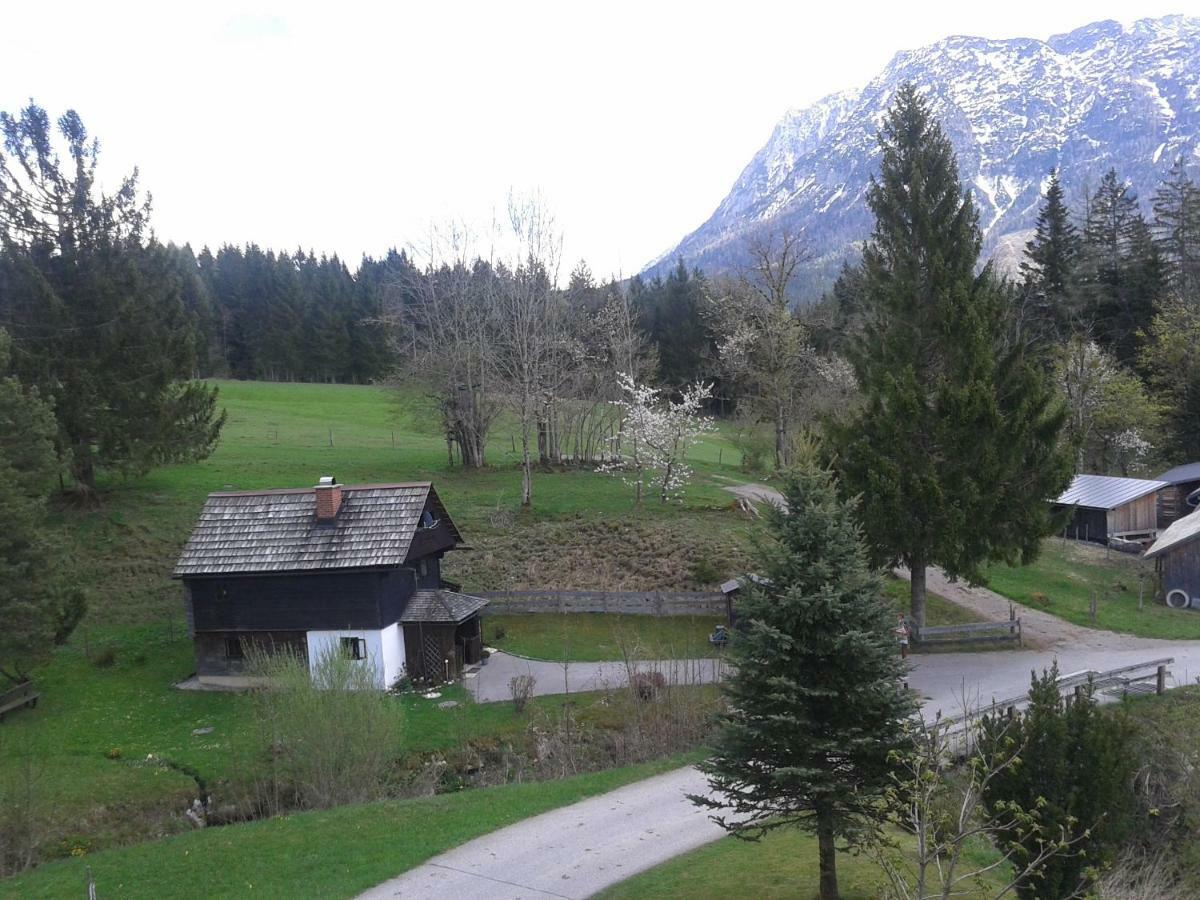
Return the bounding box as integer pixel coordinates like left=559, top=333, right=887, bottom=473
left=359, top=767, right=722, bottom=899
left=372, top=640, right=1200, bottom=900
left=466, top=651, right=724, bottom=703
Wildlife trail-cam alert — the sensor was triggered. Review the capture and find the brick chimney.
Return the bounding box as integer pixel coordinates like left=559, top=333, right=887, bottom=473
left=314, top=476, right=342, bottom=523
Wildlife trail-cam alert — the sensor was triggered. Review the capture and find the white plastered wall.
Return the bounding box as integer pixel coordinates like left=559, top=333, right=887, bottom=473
left=305, top=625, right=406, bottom=690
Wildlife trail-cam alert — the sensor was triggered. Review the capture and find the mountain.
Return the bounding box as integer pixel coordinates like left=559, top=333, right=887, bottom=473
left=644, top=15, right=1200, bottom=297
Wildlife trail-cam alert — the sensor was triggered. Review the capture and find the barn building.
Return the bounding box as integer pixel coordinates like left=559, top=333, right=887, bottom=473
left=1053, top=474, right=1167, bottom=544
left=1145, top=510, right=1200, bottom=610
left=1154, top=462, right=1200, bottom=528
left=173, top=477, right=486, bottom=689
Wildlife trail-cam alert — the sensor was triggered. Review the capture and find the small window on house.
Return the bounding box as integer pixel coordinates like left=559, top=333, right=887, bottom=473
left=340, top=637, right=367, bottom=661
left=224, top=636, right=244, bottom=660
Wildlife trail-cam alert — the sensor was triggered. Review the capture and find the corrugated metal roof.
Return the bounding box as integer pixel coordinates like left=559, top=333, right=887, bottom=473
left=1054, top=474, right=1166, bottom=510
left=173, top=483, right=463, bottom=577
left=1156, top=462, right=1200, bottom=485
left=401, top=590, right=488, bottom=624
left=1146, top=509, right=1200, bottom=559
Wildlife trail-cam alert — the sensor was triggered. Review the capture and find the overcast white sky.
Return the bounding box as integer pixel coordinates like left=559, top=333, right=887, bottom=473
left=1, top=1, right=1195, bottom=278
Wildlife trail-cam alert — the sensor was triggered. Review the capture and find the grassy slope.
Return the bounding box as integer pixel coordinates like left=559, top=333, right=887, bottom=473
left=982, top=538, right=1200, bottom=640
left=1, top=379, right=754, bottom=866
left=484, top=613, right=726, bottom=661
left=597, top=827, right=1006, bottom=900
left=1, top=755, right=699, bottom=900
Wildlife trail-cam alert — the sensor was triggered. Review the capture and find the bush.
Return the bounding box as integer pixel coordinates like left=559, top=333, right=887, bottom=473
left=91, top=647, right=117, bottom=668
left=689, top=559, right=722, bottom=587
left=509, top=674, right=536, bottom=713
left=247, top=646, right=399, bottom=812
left=631, top=671, right=666, bottom=702
left=491, top=624, right=507, bottom=642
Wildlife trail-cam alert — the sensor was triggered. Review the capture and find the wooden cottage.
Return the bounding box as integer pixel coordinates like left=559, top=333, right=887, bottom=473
left=1053, top=474, right=1167, bottom=544
left=173, top=477, right=486, bottom=688
left=1154, top=462, right=1200, bottom=528
left=1145, top=510, right=1200, bottom=609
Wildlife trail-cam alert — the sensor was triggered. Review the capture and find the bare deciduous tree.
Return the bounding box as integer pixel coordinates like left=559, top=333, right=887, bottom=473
left=384, top=224, right=501, bottom=468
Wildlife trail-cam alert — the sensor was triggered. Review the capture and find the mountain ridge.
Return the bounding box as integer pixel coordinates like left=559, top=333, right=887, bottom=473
left=644, top=15, right=1200, bottom=296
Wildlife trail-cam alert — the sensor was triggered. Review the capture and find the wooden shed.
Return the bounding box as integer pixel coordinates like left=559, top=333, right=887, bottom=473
left=1053, top=474, right=1167, bottom=544
left=1155, top=462, right=1200, bottom=528
left=1145, top=510, right=1200, bottom=610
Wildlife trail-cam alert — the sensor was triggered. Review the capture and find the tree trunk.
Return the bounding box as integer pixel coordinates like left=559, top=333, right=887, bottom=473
left=70, top=443, right=97, bottom=494
left=775, top=401, right=788, bottom=471
left=520, top=420, right=533, bottom=508
left=910, top=550, right=927, bottom=630
left=816, top=804, right=840, bottom=900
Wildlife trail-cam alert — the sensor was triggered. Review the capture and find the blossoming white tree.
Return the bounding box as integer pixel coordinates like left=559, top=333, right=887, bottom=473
left=603, top=373, right=714, bottom=505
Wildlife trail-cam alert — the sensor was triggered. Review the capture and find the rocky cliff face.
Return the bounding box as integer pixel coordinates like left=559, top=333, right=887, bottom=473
left=645, top=16, right=1200, bottom=296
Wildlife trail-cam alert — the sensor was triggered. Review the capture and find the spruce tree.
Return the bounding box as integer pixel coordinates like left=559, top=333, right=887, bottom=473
left=1152, top=157, right=1200, bottom=302
left=0, top=103, right=225, bottom=493
left=693, top=462, right=916, bottom=900
left=0, top=328, right=84, bottom=683
left=1079, top=170, right=1164, bottom=368
left=979, top=665, right=1136, bottom=899
left=828, top=84, right=1072, bottom=628
left=1019, top=169, right=1081, bottom=341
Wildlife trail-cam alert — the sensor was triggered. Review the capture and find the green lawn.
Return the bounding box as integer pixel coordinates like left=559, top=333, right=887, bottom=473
left=596, top=826, right=1007, bottom=899
left=981, top=538, right=1200, bottom=640
left=1, top=626, right=670, bottom=860
left=483, top=613, right=726, bottom=661
left=1, top=754, right=700, bottom=900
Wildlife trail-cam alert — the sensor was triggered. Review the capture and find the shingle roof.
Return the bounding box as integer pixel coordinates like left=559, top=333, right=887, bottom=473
left=1145, top=509, right=1200, bottom=559
left=1054, top=474, right=1166, bottom=510
left=400, top=590, right=488, bottom=624
left=1156, top=462, right=1200, bottom=485
left=173, top=483, right=462, bottom=578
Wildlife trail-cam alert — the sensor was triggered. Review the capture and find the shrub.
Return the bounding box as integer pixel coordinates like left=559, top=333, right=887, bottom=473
left=1029, top=591, right=1050, bottom=606
left=509, top=674, right=536, bottom=713
left=689, top=559, right=722, bottom=586
left=246, top=646, right=399, bottom=812
left=491, top=624, right=507, bottom=642
left=631, top=671, right=666, bottom=702
left=91, top=647, right=117, bottom=668
left=104, top=748, right=121, bottom=760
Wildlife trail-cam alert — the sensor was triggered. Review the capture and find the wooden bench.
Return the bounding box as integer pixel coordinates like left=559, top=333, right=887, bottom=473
left=910, top=619, right=1022, bottom=647
left=0, top=680, right=39, bottom=722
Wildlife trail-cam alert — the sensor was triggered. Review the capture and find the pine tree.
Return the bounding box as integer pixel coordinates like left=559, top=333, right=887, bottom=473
left=979, top=665, right=1136, bottom=899
left=693, top=463, right=916, bottom=900
left=828, top=84, right=1072, bottom=628
left=1019, top=169, right=1081, bottom=341
left=1153, top=157, right=1200, bottom=301
left=0, top=328, right=84, bottom=683
left=0, top=103, right=225, bottom=492
left=1079, top=170, right=1165, bottom=368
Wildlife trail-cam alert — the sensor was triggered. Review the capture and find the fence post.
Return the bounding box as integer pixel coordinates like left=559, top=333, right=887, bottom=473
left=1157, top=665, right=1167, bottom=695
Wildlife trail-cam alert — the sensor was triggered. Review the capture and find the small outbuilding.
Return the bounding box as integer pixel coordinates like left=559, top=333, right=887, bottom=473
left=173, top=476, right=486, bottom=688
left=1145, top=510, right=1200, bottom=610
left=1154, top=462, right=1200, bottom=527
left=1053, top=474, right=1167, bottom=544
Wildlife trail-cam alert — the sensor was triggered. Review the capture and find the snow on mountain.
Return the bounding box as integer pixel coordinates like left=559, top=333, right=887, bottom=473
left=644, top=15, right=1200, bottom=296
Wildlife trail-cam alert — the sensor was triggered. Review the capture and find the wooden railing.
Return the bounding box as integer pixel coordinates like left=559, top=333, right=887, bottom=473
left=936, top=657, right=1174, bottom=758
left=911, top=618, right=1022, bottom=647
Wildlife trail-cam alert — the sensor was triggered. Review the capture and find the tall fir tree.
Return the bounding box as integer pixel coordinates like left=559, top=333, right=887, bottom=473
left=1079, top=169, right=1165, bottom=368
left=828, top=84, right=1072, bottom=628
left=1019, top=169, right=1081, bottom=341
left=0, top=103, right=225, bottom=492
left=1152, top=157, right=1200, bottom=302
left=693, top=463, right=916, bottom=900
left=0, top=328, right=85, bottom=683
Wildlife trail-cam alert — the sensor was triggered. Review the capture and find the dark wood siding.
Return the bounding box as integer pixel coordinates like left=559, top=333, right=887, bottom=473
left=1161, top=542, right=1200, bottom=603
left=1060, top=505, right=1109, bottom=542
left=194, top=630, right=307, bottom=676
left=187, top=570, right=417, bottom=632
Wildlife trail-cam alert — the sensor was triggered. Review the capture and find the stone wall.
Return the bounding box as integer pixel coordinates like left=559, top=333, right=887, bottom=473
left=478, top=590, right=725, bottom=617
